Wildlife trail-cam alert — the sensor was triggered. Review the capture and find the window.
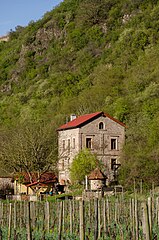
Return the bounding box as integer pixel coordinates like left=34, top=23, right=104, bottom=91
left=68, top=139, right=70, bottom=152
left=99, top=122, right=104, bottom=130
left=61, top=159, right=64, bottom=170
left=111, top=138, right=117, bottom=150
left=62, top=140, right=65, bottom=150
left=111, top=159, right=116, bottom=170
left=68, top=158, right=70, bottom=166
left=86, top=138, right=92, bottom=149
left=72, top=138, right=75, bottom=149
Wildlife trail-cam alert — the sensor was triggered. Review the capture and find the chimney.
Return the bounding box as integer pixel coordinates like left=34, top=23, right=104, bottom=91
left=70, top=114, right=76, bottom=121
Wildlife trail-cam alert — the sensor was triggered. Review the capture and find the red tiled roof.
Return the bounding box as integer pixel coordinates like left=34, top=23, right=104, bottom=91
left=57, top=112, right=102, bottom=130
left=88, top=168, right=106, bottom=180
left=15, top=172, right=58, bottom=184
left=57, top=111, right=126, bottom=130
left=26, top=182, right=48, bottom=188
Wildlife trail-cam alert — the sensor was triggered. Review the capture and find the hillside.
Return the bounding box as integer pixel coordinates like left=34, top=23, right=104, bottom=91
left=0, top=0, right=159, bottom=188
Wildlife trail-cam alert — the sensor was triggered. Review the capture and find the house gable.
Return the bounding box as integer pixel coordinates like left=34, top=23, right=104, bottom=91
left=57, top=111, right=126, bottom=131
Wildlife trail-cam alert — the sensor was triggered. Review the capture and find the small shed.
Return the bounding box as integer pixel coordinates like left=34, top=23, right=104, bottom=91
left=14, top=172, right=58, bottom=195
left=88, top=168, right=106, bottom=190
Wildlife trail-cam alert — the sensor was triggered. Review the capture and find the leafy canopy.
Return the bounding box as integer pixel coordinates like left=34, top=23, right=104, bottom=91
left=1, top=0, right=159, bottom=187
left=70, top=148, right=98, bottom=184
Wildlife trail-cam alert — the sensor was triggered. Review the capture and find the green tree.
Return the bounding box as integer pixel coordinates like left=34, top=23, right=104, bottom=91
left=119, top=113, right=159, bottom=190
left=70, top=148, right=98, bottom=184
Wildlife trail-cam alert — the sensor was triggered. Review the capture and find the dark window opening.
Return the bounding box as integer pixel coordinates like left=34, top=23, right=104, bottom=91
left=72, top=138, right=75, bottom=149
left=68, top=139, right=70, bottom=152
left=111, top=159, right=116, bottom=170
left=111, top=138, right=117, bottom=150
left=86, top=138, right=92, bottom=149
left=61, top=159, right=64, bottom=170
left=99, top=122, right=104, bottom=130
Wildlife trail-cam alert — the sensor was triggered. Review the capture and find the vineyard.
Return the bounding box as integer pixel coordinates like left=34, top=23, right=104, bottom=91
left=0, top=195, right=159, bottom=240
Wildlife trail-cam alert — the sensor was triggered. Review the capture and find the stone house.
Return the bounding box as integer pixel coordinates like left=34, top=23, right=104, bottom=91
left=57, top=111, right=126, bottom=185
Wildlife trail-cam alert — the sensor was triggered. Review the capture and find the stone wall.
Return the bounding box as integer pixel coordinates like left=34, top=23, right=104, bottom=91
left=58, top=128, right=80, bottom=183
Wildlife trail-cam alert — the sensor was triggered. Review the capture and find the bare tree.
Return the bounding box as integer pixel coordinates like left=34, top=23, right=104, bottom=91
left=0, top=121, right=58, bottom=183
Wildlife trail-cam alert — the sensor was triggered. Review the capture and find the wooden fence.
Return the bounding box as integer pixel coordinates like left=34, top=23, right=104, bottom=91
left=0, top=196, right=159, bottom=239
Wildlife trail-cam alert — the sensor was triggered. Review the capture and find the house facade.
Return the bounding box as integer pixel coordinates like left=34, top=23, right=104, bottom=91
left=57, top=111, right=126, bottom=185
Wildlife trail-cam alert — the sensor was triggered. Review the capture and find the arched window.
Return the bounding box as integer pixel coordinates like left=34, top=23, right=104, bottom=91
left=99, top=122, right=104, bottom=130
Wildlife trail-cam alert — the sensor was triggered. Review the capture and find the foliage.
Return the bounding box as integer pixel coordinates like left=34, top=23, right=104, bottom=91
left=0, top=0, right=159, bottom=187
left=47, top=188, right=83, bottom=201
left=0, top=121, right=58, bottom=178
left=70, top=148, right=98, bottom=184
left=119, top=112, right=159, bottom=190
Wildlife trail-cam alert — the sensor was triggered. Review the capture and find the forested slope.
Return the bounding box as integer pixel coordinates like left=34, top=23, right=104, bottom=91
left=0, top=0, right=159, bottom=188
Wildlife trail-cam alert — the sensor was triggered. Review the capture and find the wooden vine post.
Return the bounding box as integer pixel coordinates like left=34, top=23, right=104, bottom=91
left=69, top=200, right=73, bottom=235
left=27, top=202, right=32, bottom=240
left=7, top=203, right=12, bottom=240
left=45, top=201, right=50, bottom=233
left=13, top=202, right=16, bottom=230
left=103, top=199, right=106, bottom=233
left=94, top=198, right=98, bottom=240
left=148, top=197, right=152, bottom=236
left=58, top=201, right=63, bottom=240
left=142, top=201, right=151, bottom=240
left=135, top=199, right=139, bottom=240
left=79, top=200, right=85, bottom=240
left=98, top=199, right=101, bottom=239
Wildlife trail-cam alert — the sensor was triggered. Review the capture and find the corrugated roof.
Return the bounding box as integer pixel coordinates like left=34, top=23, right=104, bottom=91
left=57, top=111, right=126, bottom=130
left=88, top=168, right=106, bottom=180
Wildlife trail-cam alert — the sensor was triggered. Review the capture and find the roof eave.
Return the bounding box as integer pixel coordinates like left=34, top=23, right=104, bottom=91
left=57, top=112, right=103, bottom=131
